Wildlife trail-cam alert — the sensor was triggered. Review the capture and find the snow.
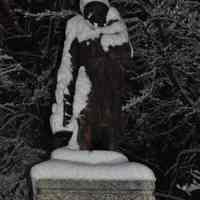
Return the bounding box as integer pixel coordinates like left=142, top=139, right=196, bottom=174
left=177, top=182, right=200, bottom=195
left=31, top=150, right=155, bottom=181
left=31, top=159, right=156, bottom=181
left=105, top=7, right=134, bottom=56
left=77, top=18, right=100, bottom=42
left=176, top=170, right=200, bottom=195
left=31, top=150, right=155, bottom=195
left=100, top=7, right=130, bottom=52
left=49, top=16, right=95, bottom=149
left=0, top=54, right=13, bottom=60
left=65, top=7, right=130, bottom=51
left=49, top=15, right=76, bottom=134
left=65, top=119, right=80, bottom=150
left=49, top=14, right=99, bottom=149
left=67, top=66, right=92, bottom=148
left=101, top=32, right=128, bottom=52
left=72, top=66, right=92, bottom=119
left=51, top=148, right=128, bottom=164
left=106, top=7, right=121, bottom=22
left=65, top=15, right=100, bottom=43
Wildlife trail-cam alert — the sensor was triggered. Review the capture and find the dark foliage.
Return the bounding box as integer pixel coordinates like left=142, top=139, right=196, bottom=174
left=0, top=0, right=200, bottom=199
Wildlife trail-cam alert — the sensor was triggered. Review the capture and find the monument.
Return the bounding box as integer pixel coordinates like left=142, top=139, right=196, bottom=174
left=31, top=0, right=156, bottom=199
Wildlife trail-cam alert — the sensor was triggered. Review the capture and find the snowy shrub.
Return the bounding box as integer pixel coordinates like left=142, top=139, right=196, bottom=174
left=114, top=0, right=200, bottom=199
left=0, top=7, right=73, bottom=200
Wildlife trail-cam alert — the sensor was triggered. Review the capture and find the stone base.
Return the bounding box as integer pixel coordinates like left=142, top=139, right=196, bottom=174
left=37, top=190, right=154, bottom=200
left=34, top=179, right=155, bottom=200
left=31, top=150, right=156, bottom=200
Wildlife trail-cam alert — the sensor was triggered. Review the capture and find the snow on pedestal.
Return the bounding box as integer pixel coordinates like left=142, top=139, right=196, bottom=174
left=51, top=148, right=128, bottom=164
left=31, top=157, right=155, bottom=181
left=31, top=149, right=156, bottom=200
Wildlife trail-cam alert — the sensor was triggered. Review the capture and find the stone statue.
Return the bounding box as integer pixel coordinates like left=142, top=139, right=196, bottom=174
left=50, top=0, right=133, bottom=150
left=31, top=3, right=156, bottom=200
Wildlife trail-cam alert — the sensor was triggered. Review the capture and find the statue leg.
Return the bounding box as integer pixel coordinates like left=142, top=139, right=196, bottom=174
left=90, top=124, right=115, bottom=150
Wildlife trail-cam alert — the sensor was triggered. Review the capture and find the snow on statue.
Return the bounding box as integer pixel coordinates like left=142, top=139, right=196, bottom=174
left=50, top=0, right=133, bottom=150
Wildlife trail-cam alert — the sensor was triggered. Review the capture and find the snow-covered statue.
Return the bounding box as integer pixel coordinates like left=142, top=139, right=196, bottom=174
left=50, top=0, right=133, bottom=150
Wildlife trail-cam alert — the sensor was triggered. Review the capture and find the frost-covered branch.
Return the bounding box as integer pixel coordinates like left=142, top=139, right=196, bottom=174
left=14, top=9, right=76, bottom=21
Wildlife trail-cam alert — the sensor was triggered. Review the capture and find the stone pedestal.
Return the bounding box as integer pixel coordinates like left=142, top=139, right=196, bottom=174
left=31, top=149, right=156, bottom=200
left=33, top=179, right=155, bottom=200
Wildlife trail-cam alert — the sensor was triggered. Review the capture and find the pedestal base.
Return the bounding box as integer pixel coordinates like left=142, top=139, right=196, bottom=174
left=31, top=150, right=156, bottom=200
left=34, top=179, right=155, bottom=200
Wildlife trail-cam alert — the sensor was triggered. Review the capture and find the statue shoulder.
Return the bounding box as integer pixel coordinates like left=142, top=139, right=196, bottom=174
left=106, top=6, right=121, bottom=22
left=65, top=14, right=85, bottom=33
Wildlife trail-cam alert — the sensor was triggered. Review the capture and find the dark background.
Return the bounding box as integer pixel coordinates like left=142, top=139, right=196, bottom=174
left=0, top=0, right=200, bottom=199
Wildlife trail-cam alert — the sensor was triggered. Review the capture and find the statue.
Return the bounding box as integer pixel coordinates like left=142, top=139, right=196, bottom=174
left=50, top=0, right=133, bottom=150
left=31, top=4, right=156, bottom=200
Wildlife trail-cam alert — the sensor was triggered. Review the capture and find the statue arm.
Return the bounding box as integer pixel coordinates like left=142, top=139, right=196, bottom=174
left=100, top=20, right=127, bottom=35
left=98, top=7, right=129, bottom=52
left=55, top=16, right=82, bottom=109
left=51, top=16, right=80, bottom=133
left=77, top=18, right=101, bottom=42
left=99, top=7, right=127, bottom=35
left=98, top=7, right=133, bottom=56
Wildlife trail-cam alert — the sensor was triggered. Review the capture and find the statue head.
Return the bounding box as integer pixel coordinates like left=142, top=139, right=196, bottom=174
left=80, top=0, right=110, bottom=27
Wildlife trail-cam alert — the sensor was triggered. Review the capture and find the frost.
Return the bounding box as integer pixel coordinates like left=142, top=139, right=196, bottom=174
left=0, top=54, right=13, bottom=60
left=176, top=170, right=200, bottom=195
left=51, top=148, right=128, bottom=164
left=176, top=181, right=200, bottom=196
